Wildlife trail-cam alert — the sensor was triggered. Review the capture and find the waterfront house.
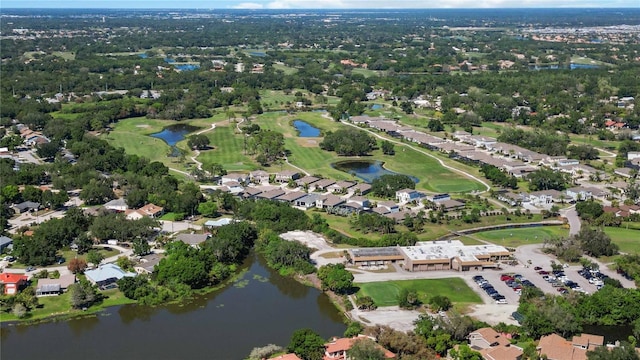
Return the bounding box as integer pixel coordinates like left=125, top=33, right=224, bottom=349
left=0, top=273, right=28, bottom=295
left=323, top=335, right=396, bottom=360
left=84, top=263, right=136, bottom=287
left=36, top=274, right=76, bottom=296
left=134, top=253, right=165, bottom=274
left=175, top=233, right=209, bottom=247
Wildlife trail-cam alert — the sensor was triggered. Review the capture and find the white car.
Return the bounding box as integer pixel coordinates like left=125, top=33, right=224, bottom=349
left=496, top=299, right=508, bottom=304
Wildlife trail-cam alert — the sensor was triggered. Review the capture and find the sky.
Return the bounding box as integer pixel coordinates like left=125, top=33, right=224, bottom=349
left=2, top=0, right=638, bottom=9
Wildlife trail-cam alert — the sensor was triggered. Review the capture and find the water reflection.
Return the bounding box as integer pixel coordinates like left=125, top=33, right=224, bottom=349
left=68, top=315, right=100, bottom=336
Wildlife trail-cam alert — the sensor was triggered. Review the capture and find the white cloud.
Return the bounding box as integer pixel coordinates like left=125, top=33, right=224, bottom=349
left=232, top=2, right=265, bottom=8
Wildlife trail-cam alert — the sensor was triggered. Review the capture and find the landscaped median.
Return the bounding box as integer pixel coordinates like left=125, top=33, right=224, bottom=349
left=355, top=278, right=482, bottom=308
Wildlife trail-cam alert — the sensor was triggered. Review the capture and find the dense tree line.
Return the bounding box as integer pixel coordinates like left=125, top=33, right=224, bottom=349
left=480, top=164, right=517, bottom=189
left=497, top=128, right=570, bottom=156
left=371, top=174, right=416, bottom=198
left=320, top=129, right=376, bottom=156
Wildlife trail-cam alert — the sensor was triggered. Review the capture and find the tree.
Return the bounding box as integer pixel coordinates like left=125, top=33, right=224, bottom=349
left=371, top=174, right=415, bottom=198
left=80, top=179, right=114, bottom=205
left=344, top=322, right=365, bottom=337
left=346, top=338, right=386, bottom=360
left=287, top=328, right=326, bottom=360
left=428, top=119, right=444, bottom=132
left=587, top=342, right=640, bottom=360
left=320, top=129, right=376, bottom=156
left=317, top=264, right=354, bottom=294
left=575, top=227, right=618, bottom=257
left=132, top=238, right=151, bottom=256
left=197, top=201, right=218, bottom=217
left=187, top=134, right=210, bottom=150
left=381, top=140, right=395, bottom=155
left=69, top=279, right=100, bottom=309
left=527, top=168, right=570, bottom=191
left=576, top=200, right=604, bottom=221
left=67, top=258, right=88, bottom=274
left=356, top=296, right=377, bottom=311
left=429, top=295, right=452, bottom=311
left=116, top=256, right=136, bottom=271
left=449, top=344, right=483, bottom=360
left=86, top=250, right=104, bottom=266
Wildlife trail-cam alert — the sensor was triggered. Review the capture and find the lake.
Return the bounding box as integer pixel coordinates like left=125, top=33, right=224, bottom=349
left=150, top=124, right=199, bottom=147
left=0, top=254, right=346, bottom=360
left=332, top=160, right=420, bottom=184
left=293, top=120, right=321, bottom=137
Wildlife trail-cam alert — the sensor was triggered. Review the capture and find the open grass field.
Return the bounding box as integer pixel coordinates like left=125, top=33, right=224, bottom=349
left=356, top=278, right=482, bottom=307
left=272, top=63, right=299, bottom=75
left=254, top=112, right=485, bottom=192
left=604, top=227, right=640, bottom=254
left=197, top=124, right=259, bottom=172
left=472, top=226, right=569, bottom=248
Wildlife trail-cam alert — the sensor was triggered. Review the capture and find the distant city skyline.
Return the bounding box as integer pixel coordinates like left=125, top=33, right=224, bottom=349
left=2, top=0, right=639, bottom=9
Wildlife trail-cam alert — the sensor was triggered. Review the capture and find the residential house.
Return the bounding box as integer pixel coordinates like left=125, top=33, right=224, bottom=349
left=295, top=194, right=320, bottom=209
left=175, top=233, right=209, bottom=247
left=528, top=190, right=564, bottom=206
left=614, top=168, right=634, bottom=178
left=275, top=170, right=301, bottom=183
left=328, top=181, right=356, bottom=193
left=469, top=328, right=511, bottom=349
left=427, top=194, right=451, bottom=203
left=35, top=274, right=76, bottom=296
left=220, top=172, right=250, bottom=185
left=0, top=236, right=13, bottom=252
left=241, top=187, right=263, bottom=199
left=537, top=333, right=603, bottom=360
left=0, top=273, right=28, bottom=295
left=256, top=189, right=286, bottom=200
left=137, top=203, right=164, bottom=218
left=347, top=196, right=370, bottom=208
left=312, top=179, right=337, bottom=192
left=385, top=210, right=414, bottom=223
left=377, top=201, right=400, bottom=213
left=103, top=198, right=128, bottom=212
left=219, top=181, right=244, bottom=195
left=134, top=253, right=165, bottom=274
left=496, top=191, right=525, bottom=207
left=463, top=135, right=498, bottom=148
left=296, top=176, right=321, bottom=187
left=249, top=170, right=270, bottom=184
left=84, top=263, right=136, bottom=287
left=270, top=354, right=302, bottom=360
left=276, top=191, right=308, bottom=204
left=12, top=201, right=40, bottom=214
left=565, top=186, right=598, bottom=202
left=316, top=195, right=345, bottom=210
left=628, top=151, right=640, bottom=161
left=323, top=335, right=396, bottom=360
left=335, top=202, right=365, bottom=216
left=351, top=183, right=372, bottom=195
left=439, top=199, right=466, bottom=212
left=204, top=218, right=234, bottom=228
left=395, top=188, right=424, bottom=203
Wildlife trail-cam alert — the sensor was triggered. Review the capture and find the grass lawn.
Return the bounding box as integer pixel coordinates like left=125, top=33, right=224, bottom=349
left=272, top=63, right=299, bottom=75
left=356, top=278, right=482, bottom=307
left=0, top=287, right=135, bottom=323
left=604, top=227, right=640, bottom=254
left=472, top=226, right=569, bottom=247
left=197, top=124, right=260, bottom=172
left=254, top=112, right=485, bottom=193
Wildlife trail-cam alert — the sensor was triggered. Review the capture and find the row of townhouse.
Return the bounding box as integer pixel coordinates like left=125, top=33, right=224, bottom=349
left=497, top=185, right=612, bottom=207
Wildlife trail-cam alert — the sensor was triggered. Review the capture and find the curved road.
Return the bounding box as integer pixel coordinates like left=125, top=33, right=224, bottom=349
left=339, top=119, right=491, bottom=193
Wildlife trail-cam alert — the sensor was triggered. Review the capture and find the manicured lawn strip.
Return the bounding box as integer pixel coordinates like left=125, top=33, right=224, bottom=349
left=603, top=227, right=640, bottom=254
left=0, top=288, right=135, bottom=323
left=272, top=63, right=299, bottom=75
left=356, top=278, right=482, bottom=307
left=472, top=226, right=569, bottom=248
left=197, top=125, right=259, bottom=172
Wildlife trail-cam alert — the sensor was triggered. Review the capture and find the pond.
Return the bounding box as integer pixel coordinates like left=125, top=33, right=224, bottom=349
left=293, top=120, right=321, bottom=137
left=0, top=254, right=346, bottom=360
left=371, top=104, right=383, bottom=110
left=150, top=124, right=199, bottom=147
left=582, top=324, right=634, bottom=344
left=332, top=160, right=419, bottom=184
left=175, top=64, right=200, bottom=71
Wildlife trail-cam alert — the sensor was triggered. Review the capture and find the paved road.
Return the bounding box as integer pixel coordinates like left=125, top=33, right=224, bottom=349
left=561, top=207, right=581, bottom=236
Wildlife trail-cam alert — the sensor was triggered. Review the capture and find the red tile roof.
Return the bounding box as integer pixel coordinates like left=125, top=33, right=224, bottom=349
left=0, top=273, right=28, bottom=284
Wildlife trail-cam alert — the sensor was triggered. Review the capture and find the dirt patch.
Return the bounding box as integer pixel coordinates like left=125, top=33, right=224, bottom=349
left=466, top=304, right=519, bottom=325
left=136, top=124, right=150, bottom=128
left=296, top=138, right=319, bottom=147
left=352, top=306, right=422, bottom=332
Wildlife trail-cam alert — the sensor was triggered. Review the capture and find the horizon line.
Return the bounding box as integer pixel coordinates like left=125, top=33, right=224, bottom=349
left=2, top=7, right=640, bottom=10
